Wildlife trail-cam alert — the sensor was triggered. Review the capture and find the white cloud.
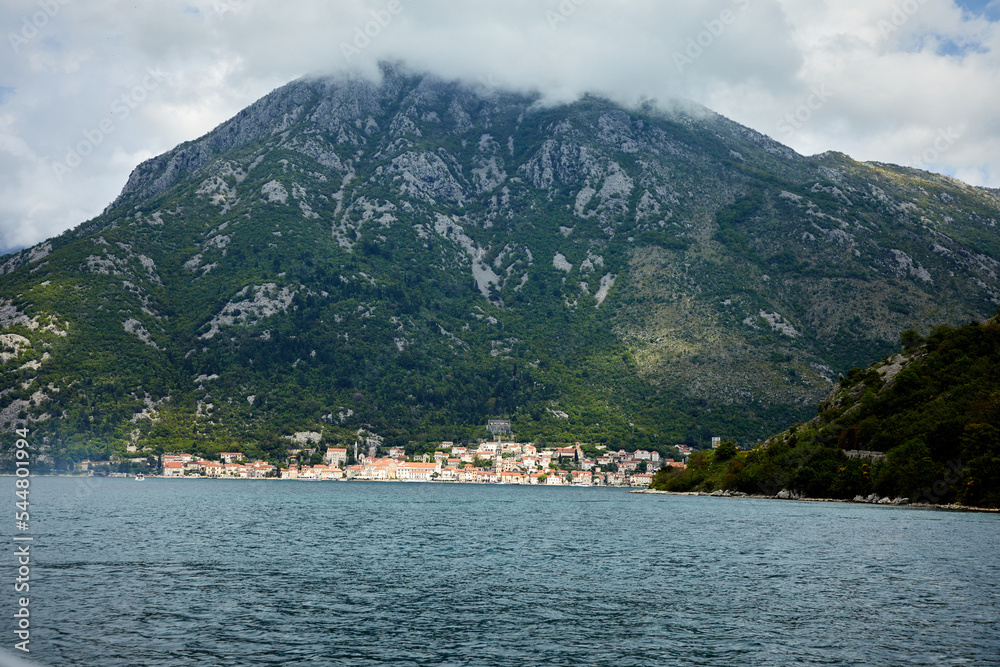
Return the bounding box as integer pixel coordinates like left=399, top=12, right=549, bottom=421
left=0, top=0, right=997, bottom=251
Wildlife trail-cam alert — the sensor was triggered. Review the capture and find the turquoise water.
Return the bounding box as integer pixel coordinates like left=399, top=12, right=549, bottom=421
left=5, top=477, right=1000, bottom=665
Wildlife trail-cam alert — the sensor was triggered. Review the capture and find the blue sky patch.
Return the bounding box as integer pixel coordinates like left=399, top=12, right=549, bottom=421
left=935, top=37, right=990, bottom=56
left=953, top=0, right=1000, bottom=21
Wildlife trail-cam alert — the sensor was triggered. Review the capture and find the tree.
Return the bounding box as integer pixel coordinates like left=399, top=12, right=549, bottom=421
left=713, top=441, right=738, bottom=463
left=899, top=328, right=922, bottom=350
left=875, top=438, right=937, bottom=499
left=960, top=423, right=1000, bottom=507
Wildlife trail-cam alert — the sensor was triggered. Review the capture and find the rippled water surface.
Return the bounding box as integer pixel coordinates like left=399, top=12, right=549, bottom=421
left=6, top=478, right=1000, bottom=665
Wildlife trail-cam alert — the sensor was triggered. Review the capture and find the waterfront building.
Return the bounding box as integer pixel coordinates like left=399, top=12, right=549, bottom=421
left=324, top=448, right=348, bottom=467
left=397, top=462, right=440, bottom=481
left=163, top=461, right=185, bottom=477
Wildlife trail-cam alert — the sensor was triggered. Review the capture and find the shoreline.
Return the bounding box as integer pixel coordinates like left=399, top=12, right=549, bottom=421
left=631, top=489, right=1000, bottom=513
left=6, top=473, right=644, bottom=488
left=8, top=474, right=996, bottom=508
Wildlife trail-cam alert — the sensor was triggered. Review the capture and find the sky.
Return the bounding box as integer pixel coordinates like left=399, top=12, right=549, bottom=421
left=1, top=0, right=998, bottom=253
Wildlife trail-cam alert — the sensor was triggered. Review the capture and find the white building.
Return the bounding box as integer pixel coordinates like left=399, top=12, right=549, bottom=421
left=396, top=462, right=440, bottom=482
left=163, top=461, right=185, bottom=477
left=324, top=448, right=348, bottom=467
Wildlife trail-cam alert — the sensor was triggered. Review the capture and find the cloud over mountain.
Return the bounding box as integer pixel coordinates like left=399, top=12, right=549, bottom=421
left=0, top=0, right=998, bottom=251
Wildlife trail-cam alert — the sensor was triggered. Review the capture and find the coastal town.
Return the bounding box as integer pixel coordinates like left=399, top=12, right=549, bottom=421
left=155, top=439, right=689, bottom=486
left=70, top=421, right=702, bottom=486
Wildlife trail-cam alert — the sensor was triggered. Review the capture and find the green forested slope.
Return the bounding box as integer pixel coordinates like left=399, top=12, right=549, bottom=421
left=651, top=318, right=1000, bottom=508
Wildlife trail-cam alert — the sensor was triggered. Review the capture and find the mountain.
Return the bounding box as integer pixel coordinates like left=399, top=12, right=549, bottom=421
left=649, top=318, right=1000, bottom=508
left=3, top=64, right=1000, bottom=468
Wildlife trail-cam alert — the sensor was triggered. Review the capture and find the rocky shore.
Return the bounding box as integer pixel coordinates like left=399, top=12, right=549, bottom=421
left=631, top=488, right=1000, bottom=513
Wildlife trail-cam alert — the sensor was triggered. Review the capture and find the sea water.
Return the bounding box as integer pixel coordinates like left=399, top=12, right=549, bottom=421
left=5, top=477, right=999, bottom=666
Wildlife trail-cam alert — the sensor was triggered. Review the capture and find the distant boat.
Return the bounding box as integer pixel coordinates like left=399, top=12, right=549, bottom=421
left=135, top=473, right=145, bottom=481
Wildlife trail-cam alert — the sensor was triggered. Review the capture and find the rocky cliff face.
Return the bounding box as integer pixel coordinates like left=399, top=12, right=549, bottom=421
left=3, top=64, right=1000, bottom=465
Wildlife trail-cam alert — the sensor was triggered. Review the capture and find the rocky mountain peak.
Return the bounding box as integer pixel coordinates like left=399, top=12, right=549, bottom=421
left=3, top=66, right=1000, bottom=466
